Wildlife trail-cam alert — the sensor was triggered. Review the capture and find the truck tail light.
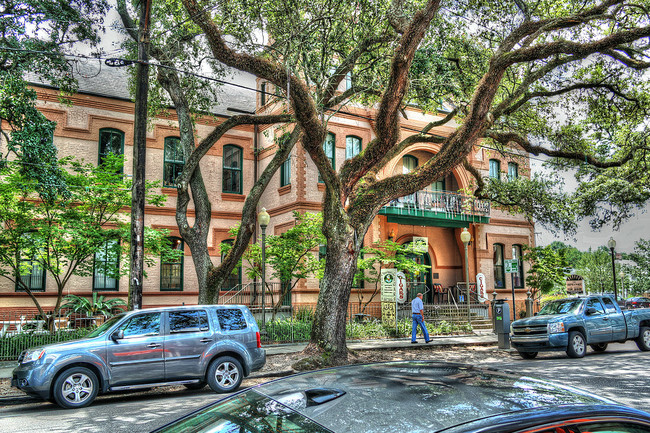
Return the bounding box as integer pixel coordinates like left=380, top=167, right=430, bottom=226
left=256, top=331, right=262, bottom=348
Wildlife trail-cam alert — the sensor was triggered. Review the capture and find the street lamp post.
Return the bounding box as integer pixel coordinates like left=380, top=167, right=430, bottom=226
left=607, top=237, right=618, bottom=302
left=460, top=228, right=472, bottom=325
left=258, top=208, right=270, bottom=330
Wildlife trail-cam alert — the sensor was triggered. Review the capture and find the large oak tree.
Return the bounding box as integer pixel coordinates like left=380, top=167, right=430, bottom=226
left=178, top=0, right=650, bottom=362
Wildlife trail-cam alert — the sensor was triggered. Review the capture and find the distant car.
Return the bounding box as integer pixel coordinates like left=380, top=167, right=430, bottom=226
left=153, top=361, right=650, bottom=433
left=12, top=305, right=265, bottom=409
left=626, top=297, right=650, bottom=309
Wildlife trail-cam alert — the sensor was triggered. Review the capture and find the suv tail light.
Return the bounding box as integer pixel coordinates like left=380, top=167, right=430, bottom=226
left=256, top=331, right=262, bottom=348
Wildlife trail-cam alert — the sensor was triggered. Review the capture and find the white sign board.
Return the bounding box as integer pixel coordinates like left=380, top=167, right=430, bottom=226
left=380, top=268, right=397, bottom=302
left=396, top=272, right=407, bottom=304
left=504, top=259, right=519, bottom=274
left=476, top=273, right=487, bottom=303
left=412, top=237, right=428, bottom=254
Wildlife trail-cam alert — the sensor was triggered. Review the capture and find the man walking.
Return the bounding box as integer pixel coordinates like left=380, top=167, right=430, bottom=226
left=411, top=292, right=430, bottom=343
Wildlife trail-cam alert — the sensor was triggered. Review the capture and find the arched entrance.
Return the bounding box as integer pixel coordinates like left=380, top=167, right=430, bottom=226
left=403, top=241, right=433, bottom=303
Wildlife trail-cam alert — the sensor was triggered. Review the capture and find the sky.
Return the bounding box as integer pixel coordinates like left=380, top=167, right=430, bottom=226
left=530, top=158, right=648, bottom=254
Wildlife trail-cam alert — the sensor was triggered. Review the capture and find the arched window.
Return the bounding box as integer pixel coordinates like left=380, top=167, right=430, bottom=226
left=221, top=240, right=241, bottom=290
left=512, top=244, right=524, bottom=288
left=319, top=132, right=336, bottom=183
left=493, top=243, right=505, bottom=289
left=98, top=128, right=124, bottom=171
left=489, top=159, right=501, bottom=180
left=345, top=135, right=362, bottom=160
left=223, top=145, right=243, bottom=193
left=403, top=155, right=418, bottom=173
left=163, top=137, right=185, bottom=187
left=161, top=237, right=184, bottom=291
left=93, top=239, right=119, bottom=291
left=508, top=162, right=519, bottom=181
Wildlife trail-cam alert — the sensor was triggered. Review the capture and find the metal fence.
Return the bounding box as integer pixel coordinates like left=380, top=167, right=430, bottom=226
left=0, top=310, right=99, bottom=361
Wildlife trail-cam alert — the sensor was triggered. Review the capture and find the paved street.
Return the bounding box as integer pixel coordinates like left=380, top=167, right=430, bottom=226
left=1, top=340, right=649, bottom=432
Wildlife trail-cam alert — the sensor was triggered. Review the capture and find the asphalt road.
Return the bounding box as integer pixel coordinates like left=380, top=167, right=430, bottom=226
left=1, top=340, right=649, bottom=432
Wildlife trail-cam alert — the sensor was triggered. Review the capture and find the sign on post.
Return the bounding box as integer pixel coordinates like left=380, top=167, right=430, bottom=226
left=380, top=269, right=397, bottom=302
left=504, top=259, right=519, bottom=274
left=396, top=272, right=407, bottom=304
left=566, top=275, right=585, bottom=295
left=476, top=273, right=487, bottom=303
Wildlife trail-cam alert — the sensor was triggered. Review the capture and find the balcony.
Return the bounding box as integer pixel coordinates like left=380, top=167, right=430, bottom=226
left=379, top=190, right=490, bottom=227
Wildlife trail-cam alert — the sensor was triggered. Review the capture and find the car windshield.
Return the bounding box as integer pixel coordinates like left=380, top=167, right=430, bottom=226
left=156, top=389, right=332, bottom=433
left=84, top=314, right=125, bottom=338
left=539, top=299, right=584, bottom=315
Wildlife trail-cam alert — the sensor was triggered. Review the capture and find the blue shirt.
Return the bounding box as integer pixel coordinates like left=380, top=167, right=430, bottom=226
left=412, top=297, right=423, bottom=314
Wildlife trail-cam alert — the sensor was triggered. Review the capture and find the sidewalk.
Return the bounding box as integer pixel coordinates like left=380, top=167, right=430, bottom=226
left=0, top=333, right=498, bottom=380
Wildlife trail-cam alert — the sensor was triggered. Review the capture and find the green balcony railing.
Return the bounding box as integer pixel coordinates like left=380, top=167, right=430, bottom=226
left=379, top=190, right=490, bottom=227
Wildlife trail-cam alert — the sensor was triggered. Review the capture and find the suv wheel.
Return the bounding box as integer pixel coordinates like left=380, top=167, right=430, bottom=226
left=52, top=367, right=99, bottom=409
left=566, top=331, right=586, bottom=358
left=207, top=356, right=243, bottom=393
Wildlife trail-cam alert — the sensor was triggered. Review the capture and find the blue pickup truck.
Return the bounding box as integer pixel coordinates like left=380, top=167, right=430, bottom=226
left=510, top=295, right=650, bottom=359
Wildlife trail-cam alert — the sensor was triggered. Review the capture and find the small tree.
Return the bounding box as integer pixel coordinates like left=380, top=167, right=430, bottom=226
left=226, top=212, right=325, bottom=320
left=0, top=157, right=179, bottom=324
left=577, top=247, right=616, bottom=294
left=523, top=245, right=570, bottom=300
left=353, top=240, right=431, bottom=313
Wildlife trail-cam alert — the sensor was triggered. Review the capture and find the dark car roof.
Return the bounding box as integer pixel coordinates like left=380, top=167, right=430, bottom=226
left=251, top=361, right=634, bottom=432
left=158, top=361, right=650, bottom=433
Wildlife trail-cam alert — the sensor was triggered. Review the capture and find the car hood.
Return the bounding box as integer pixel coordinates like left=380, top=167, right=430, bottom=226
left=37, top=335, right=103, bottom=353
left=513, top=315, right=567, bottom=326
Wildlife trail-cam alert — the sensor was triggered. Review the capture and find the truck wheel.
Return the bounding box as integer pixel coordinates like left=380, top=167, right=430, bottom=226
left=52, top=367, right=99, bottom=409
left=207, top=356, right=243, bottom=393
left=566, top=331, right=586, bottom=358
left=590, top=343, right=608, bottom=352
left=518, top=351, right=538, bottom=359
left=635, top=326, right=650, bottom=351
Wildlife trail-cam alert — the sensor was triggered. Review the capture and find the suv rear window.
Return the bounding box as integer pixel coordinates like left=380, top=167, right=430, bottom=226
left=169, top=310, right=209, bottom=333
left=216, top=309, right=247, bottom=331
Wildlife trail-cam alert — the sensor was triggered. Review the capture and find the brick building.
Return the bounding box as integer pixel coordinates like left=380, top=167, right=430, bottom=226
left=0, top=65, right=535, bottom=318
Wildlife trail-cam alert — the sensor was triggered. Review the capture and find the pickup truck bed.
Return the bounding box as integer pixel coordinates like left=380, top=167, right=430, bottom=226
left=510, top=295, right=650, bottom=359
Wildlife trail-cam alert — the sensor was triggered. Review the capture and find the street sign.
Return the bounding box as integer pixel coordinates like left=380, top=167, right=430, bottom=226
left=504, top=259, right=519, bottom=273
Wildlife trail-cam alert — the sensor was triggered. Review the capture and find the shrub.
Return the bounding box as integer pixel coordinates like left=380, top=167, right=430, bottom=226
left=0, top=328, right=94, bottom=360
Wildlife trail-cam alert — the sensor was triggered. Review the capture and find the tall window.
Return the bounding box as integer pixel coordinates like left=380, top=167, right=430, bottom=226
left=345, top=72, right=352, bottom=90
left=493, top=243, right=505, bottom=289
left=16, top=249, right=45, bottom=292
left=508, top=162, right=519, bottom=181
left=223, top=145, right=243, bottom=193
left=403, top=155, right=418, bottom=174
left=280, top=154, right=291, bottom=187
left=93, top=239, right=119, bottom=291
left=98, top=128, right=124, bottom=169
left=489, top=159, right=501, bottom=180
left=319, top=132, right=336, bottom=183
left=512, top=244, right=524, bottom=288
left=161, top=237, right=184, bottom=291
left=345, top=136, right=362, bottom=160
left=163, top=137, right=185, bottom=187
left=221, top=240, right=241, bottom=290
left=260, top=82, right=267, bottom=106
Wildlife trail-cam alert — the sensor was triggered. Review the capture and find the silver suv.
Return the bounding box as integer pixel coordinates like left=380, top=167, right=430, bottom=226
left=11, top=305, right=266, bottom=409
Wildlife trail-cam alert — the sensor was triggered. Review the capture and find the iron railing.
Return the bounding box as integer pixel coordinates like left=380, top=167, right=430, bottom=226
left=385, top=189, right=490, bottom=219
